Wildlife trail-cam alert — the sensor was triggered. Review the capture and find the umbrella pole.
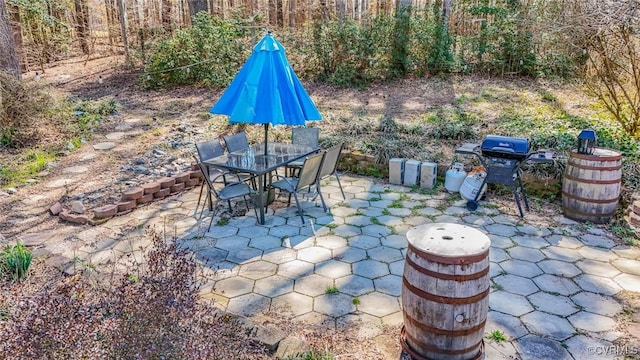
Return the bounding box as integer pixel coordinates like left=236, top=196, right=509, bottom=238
left=264, top=123, right=269, bottom=156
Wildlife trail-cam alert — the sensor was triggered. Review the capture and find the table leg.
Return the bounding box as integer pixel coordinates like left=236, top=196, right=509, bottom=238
left=257, top=173, right=265, bottom=225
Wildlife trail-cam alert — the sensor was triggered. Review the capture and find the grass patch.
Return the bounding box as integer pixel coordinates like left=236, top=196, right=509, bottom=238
left=0, top=149, right=56, bottom=187
left=325, top=286, right=339, bottom=295
left=485, top=330, right=508, bottom=343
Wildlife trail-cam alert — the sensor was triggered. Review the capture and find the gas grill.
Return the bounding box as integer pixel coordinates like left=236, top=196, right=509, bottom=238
left=455, top=135, right=555, bottom=217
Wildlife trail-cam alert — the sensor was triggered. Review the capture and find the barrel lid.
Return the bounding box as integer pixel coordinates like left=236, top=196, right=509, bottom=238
left=406, top=223, right=491, bottom=257
left=571, top=148, right=621, bottom=160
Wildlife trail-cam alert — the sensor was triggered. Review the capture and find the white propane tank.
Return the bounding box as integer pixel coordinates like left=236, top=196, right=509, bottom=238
left=444, top=163, right=467, bottom=193
left=460, top=172, right=487, bottom=201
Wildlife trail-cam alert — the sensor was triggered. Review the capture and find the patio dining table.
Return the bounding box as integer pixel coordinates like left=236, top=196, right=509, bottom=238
left=204, top=142, right=319, bottom=225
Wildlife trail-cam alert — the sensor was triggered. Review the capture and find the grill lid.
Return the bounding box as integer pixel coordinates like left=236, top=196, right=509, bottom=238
left=481, top=135, right=531, bottom=159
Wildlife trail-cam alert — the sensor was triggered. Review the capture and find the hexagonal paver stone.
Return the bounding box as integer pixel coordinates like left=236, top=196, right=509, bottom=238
left=362, top=224, right=393, bottom=237
left=493, top=274, right=539, bottom=296
left=578, top=247, right=619, bottom=262
left=353, top=260, right=389, bottom=279
left=564, top=335, right=617, bottom=360
left=579, top=234, right=617, bottom=249
left=541, top=246, right=584, bottom=263
left=332, top=224, right=362, bottom=238
left=612, top=258, right=640, bottom=276
left=389, top=260, right=405, bottom=276
left=336, top=275, right=375, bottom=297
left=613, top=273, right=640, bottom=292
left=368, top=246, right=403, bottom=263
left=248, top=235, right=282, bottom=250
left=348, top=235, right=381, bottom=250
left=344, top=215, right=372, bottom=227
left=314, top=259, right=351, bottom=279
left=512, top=235, right=550, bottom=249
left=254, top=275, right=294, bottom=297
left=297, top=246, right=332, bottom=263
left=238, top=260, right=278, bottom=280
left=521, top=311, right=575, bottom=340
left=271, top=292, right=313, bottom=317
left=194, top=247, right=228, bottom=265
left=346, top=199, right=370, bottom=209
left=537, top=259, right=582, bottom=278
left=294, top=274, right=334, bottom=297
left=485, top=311, right=529, bottom=340
left=357, top=292, right=400, bottom=318
left=277, top=260, right=314, bottom=279
left=331, top=206, right=358, bottom=217
left=226, top=293, right=271, bottom=318
left=573, top=274, right=623, bottom=296
left=576, top=259, right=621, bottom=277
left=268, top=225, right=301, bottom=239
left=206, top=225, right=238, bottom=238
left=333, top=247, right=368, bottom=263
left=533, top=274, right=581, bottom=296
left=489, top=235, right=515, bottom=249
left=373, top=275, right=402, bottom=296
left=214, top=277, right=255, bottom=298
left=314, top=293, right=356, bottom=317
left=262, top=248, right=297, bottom=264
left=515, top=335, right=572, bottom=360
left=489, top=291, right=534, bottom=316
left=490, top=248, right=510, bottom=263
left=315, top=235, right=348, bottom=250
left=500, top=259, right=543, bottom=278
left=238, top=225, right=269, bottom=239
left=507, top=246, right=546, bottom=262
left=527, top=292, right=579, bottom=317
left=485, top=223, right=518, bottom=237
left=545, top=234, right=584, bottom=249
left=571, top=292, right=622, bottom=317
left=226, top=248, right=263, bottom=264
left=381, top=234, right=407, bottom=249
left=568, top=311, right=617, bottom=333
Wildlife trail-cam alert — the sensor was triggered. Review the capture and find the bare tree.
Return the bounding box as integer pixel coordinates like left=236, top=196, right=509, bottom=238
left=74, top=0, right=91, bottom=54
left=0, top=0, right=20, bottom=78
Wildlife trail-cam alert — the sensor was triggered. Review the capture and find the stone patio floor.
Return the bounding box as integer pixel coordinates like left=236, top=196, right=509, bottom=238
left=15, top=174, right=640, bottom=359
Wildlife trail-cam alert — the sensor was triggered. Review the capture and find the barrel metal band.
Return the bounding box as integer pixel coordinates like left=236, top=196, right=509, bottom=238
left=563, top=173, right=621, bottom=185
left=569, top=153, right=622, bottom=161
left=404, top=311, right=487, bottom=336
left=401, top=326, right=483, bottom=357
left=402, top=277, right=490, bottom=305
left=408, top=244, right=489, bottom=265
left=562, top=206, right=614, bottom=218
left=567, top=161, right=621, bottom=171
left=562, top=190, right=619, bottom=204
left=405, top=255, right=489, bottom=281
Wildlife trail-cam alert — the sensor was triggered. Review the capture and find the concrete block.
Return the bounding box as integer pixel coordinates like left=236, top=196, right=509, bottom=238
left=389, top=158, right=404, bottom=185
left=403, top=159, right=420, bottom=186
left=420, top=162, right=437, bottom=189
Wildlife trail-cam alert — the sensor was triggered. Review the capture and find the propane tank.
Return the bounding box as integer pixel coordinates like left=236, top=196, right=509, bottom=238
left=460, top=172, right=487, bottom=201
left=444, top=163, right=467, bottom=193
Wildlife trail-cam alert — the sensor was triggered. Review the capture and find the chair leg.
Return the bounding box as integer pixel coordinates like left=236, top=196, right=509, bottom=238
left=291, top=191, right=305, bottom=224
left=195, top=182, right=205, bottom=218
left=245, top=195, right=258, bottom=219
left=315, top=181, right=327, bottom=212
left=334, top=172, right=346, bottom=199
left=287, top=193, right=292, bottom=207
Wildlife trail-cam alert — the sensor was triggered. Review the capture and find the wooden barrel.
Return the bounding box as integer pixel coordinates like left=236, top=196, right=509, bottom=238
left=401, top=223, right=490, bottom=360
left=562, top=148, right=622, bottom=224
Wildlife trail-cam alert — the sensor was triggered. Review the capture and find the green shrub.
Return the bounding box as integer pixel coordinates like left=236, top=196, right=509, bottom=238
left=1, top=241, right=32, bottom=281
left=143, top=13, right=257, bottom=89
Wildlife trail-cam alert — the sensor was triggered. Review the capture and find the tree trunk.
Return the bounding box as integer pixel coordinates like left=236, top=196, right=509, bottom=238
left=118, top=0, right=131, bottom=65
left=74, top=0, right=91, bottom=54
left=188, top=0, right=207, bottom=20
left=162, top=0, right=172, bottom=33
left=0, top=0, right=20, bottom=78
left=7, top=2, right=24, bottom=71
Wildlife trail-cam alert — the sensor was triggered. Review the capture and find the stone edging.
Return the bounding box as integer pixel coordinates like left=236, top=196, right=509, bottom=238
left=49, top=165, right=203, bottom=225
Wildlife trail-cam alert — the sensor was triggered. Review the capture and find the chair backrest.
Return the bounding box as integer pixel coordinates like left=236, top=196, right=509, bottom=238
left=318, top=143, right=343, bottom=180
left=195, top=139, right=225, bottom=162
left=292, top=127, right=319, bottom=148
left=196, top=161, right=219, bottom=196
left=223, top=132, right=250, bottom=153
left=296, top=152, right=325, bottom=190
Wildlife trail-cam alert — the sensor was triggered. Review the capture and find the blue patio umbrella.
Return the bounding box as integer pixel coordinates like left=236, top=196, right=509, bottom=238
left=210, top=32, right=322, bottom=155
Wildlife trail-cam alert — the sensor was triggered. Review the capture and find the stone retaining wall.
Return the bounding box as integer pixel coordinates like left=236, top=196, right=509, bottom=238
left=51, top=166, right=203, bottom=225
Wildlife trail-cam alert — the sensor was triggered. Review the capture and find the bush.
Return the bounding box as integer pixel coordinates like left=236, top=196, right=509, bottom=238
left=0, top=241, right=32, bottom=281
left=0, top=228, right=268, bottom=359
left=143, top=13, right=258, bottom=89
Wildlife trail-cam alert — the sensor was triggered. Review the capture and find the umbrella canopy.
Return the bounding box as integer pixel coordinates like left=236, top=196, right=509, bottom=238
left=210, top=32, right=321, bottom=154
